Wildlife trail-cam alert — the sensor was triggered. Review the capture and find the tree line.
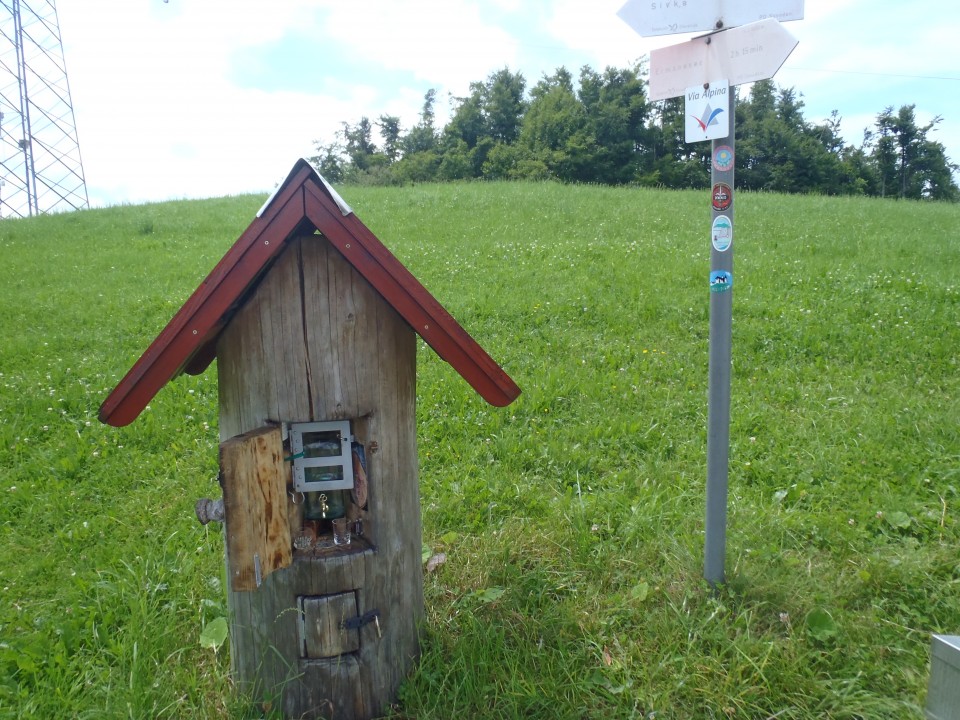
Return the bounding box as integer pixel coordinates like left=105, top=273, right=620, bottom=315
left=310, top=65, right=959, bottom=201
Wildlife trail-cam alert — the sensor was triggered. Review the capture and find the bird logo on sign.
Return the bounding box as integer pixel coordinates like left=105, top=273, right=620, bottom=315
left=692, top=104, right=724, bottom=133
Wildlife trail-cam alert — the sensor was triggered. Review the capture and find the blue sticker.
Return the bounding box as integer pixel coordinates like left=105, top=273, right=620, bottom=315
left=712, top=215, right=732, bottom=252
left=710, top=270, right=733, bottom=293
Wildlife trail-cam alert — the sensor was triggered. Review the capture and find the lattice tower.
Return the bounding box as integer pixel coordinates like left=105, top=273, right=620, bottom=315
left=0, top=0, right=88, bottom=218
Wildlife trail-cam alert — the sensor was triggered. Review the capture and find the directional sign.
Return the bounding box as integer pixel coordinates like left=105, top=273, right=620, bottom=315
left=647, top=18, right=798, bottom=101
left=618, top=0, right=803, bottom=38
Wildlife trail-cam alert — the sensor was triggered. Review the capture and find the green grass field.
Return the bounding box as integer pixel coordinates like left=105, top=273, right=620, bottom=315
left=1, top=182, right=958, bottom=719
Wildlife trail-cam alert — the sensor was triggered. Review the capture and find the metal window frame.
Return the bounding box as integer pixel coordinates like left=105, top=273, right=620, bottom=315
left=289, top=420, right=354, bottom=493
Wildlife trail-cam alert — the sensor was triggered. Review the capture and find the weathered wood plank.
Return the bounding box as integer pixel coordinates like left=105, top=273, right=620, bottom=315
left=272, top=238, right=313, bottom=423
left=302, top=593, right=360, bottom=658
left=366, top=301, right=423, bottom=702
left=220, top=426, right=291, bottom=592
left=296, top=655, right=366, bottom=720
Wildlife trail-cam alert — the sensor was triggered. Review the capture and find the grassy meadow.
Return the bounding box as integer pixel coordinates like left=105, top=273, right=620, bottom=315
left=0, top=182, right=958, bottom=719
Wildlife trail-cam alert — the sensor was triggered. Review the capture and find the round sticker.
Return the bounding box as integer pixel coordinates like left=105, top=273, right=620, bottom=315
left=710, top=270, right=733, bottom=293
left=713, top=145, right=734, bottom=172
left=712, top=215, right=733, bottom=252
left=712, top=183, right=732, bottom=212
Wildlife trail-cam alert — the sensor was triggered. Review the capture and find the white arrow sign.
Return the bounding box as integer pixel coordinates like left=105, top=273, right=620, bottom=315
left=618, top=0, right=803, bottom=38
left=647, top=18, right=799, bottom=101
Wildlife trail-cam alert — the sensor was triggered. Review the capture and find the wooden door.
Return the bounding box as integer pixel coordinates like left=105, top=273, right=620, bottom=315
left=220, top=425, right=291, bottom=591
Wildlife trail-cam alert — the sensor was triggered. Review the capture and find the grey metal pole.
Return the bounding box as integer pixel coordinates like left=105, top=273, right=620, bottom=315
left=704, top=94, right=735, bottom=587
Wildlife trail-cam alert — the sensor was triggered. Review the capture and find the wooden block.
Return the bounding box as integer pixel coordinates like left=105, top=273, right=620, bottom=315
left=221, top=425, right=291, bottom=591
left=300, top=593, right=361, bottom=658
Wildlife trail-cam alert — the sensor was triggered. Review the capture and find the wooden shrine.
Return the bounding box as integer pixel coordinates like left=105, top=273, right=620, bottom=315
left=99, top=159, right=520, bottom=719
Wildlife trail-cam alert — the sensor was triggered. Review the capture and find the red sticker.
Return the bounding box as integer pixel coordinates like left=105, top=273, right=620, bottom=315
left=712, top=183, right=732, bottom=212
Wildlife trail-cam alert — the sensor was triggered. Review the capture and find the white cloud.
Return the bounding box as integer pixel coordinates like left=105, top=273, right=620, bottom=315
left=544, top=0, right=689, bottom=68
left=316, top=0, right=521, bottom=90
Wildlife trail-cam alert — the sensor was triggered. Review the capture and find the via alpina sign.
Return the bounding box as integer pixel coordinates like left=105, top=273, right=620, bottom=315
left=617, top=0, right=803, bottom=38
left=646, top=18, right=799, bottom=100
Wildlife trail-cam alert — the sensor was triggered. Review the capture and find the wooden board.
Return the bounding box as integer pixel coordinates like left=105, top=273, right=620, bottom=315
left=220, top=425, right=291, bottom=591
left=301, top=593, right=360, bottom=658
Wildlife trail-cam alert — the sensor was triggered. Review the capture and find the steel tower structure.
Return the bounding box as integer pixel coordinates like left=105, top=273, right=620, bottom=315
left=0, top=0, right=88, bottom=218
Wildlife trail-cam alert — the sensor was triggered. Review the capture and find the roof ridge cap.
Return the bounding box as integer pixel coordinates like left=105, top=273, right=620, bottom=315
left=257, top=158, right=352, bottom=218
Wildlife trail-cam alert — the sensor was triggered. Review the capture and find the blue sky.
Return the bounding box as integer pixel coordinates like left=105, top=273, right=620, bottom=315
left=56, top=0, right=960, bottom=206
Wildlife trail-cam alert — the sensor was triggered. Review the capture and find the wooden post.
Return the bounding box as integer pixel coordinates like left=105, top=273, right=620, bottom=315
left=216, top=235, right=423, bottom=719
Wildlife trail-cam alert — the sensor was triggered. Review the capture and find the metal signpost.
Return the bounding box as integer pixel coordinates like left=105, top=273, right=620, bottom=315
left=704, top=101, right=735, bottom=587
left=618, top=2, right=800, bottom=586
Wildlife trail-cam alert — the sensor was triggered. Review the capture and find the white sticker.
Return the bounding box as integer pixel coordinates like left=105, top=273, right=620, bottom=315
left=712, top=215, right=733, bottom=252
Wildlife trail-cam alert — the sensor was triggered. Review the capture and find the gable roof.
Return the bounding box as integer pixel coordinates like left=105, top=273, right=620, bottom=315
left=99, top=159, right=520, bottom=427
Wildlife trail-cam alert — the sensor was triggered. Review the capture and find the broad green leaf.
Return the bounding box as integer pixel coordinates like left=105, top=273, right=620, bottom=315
left=199, top=617, right=228, bottom=651
left=475, top=587, right=506, bottom=604
left=806, top=608, right=837, bottom=642
left=631, top=581, right=650, bottom=602
left=886, top=511, right=911, bottom=529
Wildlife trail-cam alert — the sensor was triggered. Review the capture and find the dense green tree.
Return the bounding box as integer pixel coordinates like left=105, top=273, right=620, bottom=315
left=336, top=116, right=395, bottom=184
left=377, top=115, right=402, bottom=162
left=403, top=89, right=438, bottom=156
left=807, top=112, right=871, bottom=195
left=309, top=139, right=345, bottom=183
left=577, top=64, right=650, bottom=184
left=481, top=141, right=523, bottom=180
left=443, top=82, right=486, bottom=150
left=485, top=68, right=527, bottom=144
left=341, top=117, right=377, bottom=171
left=436, top=139, right=474, bottom=180
left=309, top=65, right=957, bottom=200
left=391, top=90, right=441, bottom=183
left=642, top=96, right=709, bottom=188
left=737, top=83, right=860, bottom=195
left=870, top=106, right=958, bottom=200
left=914, top=137, right=960, bottom=200
left=392, top=151, right=441, bottom=184
left=840, top=134, right=880, bottom=196
left=518, top=68, right=591, bottom=181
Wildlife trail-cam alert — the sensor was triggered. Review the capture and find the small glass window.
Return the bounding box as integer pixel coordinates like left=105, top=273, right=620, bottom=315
left=289, top=420, right=354, bottom=492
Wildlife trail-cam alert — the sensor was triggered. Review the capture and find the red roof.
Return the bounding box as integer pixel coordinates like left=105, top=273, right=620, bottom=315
left=99, top=159, right=520, bottom=427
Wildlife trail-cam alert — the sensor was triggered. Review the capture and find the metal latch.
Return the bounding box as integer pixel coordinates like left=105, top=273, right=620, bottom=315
left=341, top=609, right=381, bottom=637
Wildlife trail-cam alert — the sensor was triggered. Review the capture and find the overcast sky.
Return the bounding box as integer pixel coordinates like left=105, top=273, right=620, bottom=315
left=55, top=0, right=960, bottom=207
